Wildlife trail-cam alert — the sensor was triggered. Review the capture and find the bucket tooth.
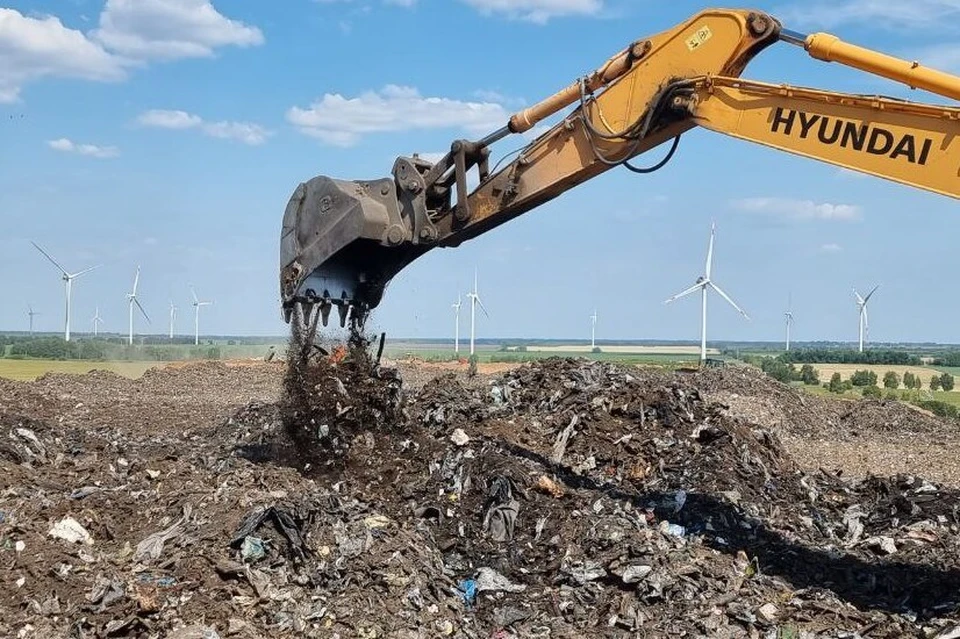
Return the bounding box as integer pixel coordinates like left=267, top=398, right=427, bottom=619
left=320, top=301, right=332, bottom=327
left=338, top=303, right=350, bottom=328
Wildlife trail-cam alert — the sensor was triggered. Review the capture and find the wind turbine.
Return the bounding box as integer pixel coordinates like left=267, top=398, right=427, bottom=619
left=784, top=295, right=794, bottom=352
left=191, top=286, right=213, bottom=346
left=31, top=241, right=100, bottom=342
left=452, top=294, right=462, bottom=354
left=169, top=301, right=178, bottom=339
left=127, top=266, right=150, bottom=345
left=92, top=307, right=103, bottom=337
left=27, top=306, right=39, bottom=335
left=466, top=269, right=488, bottom=356
left=590, top=310, right=598, bottom=350
left=664, top=222, right=750, bottom=363
left=854, top=285, right=879, bottom=353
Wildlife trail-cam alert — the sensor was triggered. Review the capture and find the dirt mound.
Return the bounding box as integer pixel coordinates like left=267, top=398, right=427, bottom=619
left=2, top=357, right=960, bottom=638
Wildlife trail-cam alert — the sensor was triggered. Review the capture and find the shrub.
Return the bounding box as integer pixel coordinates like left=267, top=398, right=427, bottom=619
left=850, top=370, right=878, bottom=387
left=862, top=385, right=882, bottom=399
left=940, top=373, right=955, bottom=391
left=882, top=371, right=900, bottom=389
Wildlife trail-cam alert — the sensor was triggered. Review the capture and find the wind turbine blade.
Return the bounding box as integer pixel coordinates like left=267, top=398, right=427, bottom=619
left=863, top=306, right=869, bottom=332
left=72, top=264, right=102, bottom=279
left=864, top=284, right=880, bottom=303
left=664, top=282, right=703, bottom=304
left=31, top=241, right=69, bottom=276
left=705, top=222, right=715, bottom=279
left=853, top=288, right=864, bottom=305
left=475, top=295, right=489, bottom=318
left=135, top=298, right=151, bottom=323
left=132, top=266, right=140, bottom=296
left=710, top=282, right=750, bottom=319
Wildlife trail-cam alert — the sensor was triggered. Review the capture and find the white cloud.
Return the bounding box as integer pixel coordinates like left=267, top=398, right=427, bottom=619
left=820, top=243, right=843, bottom=253
left=93, top=0, right=263, bottom=60
left=287, top=85, right=509, bottom=146
left=0, top=8, right=125, bottom=102
left=460, top=0, right=602, bottom=23
left=137, top=109, right=202, bottom=129
left=732, top=197, right=863, bottom=221
left=781, top=0, right=960, bottom=29
left=0, top=2, right=263, bottom=101
left=136, top=109, right=270, bottom=145
left=47, top=137, right=120, bottom=158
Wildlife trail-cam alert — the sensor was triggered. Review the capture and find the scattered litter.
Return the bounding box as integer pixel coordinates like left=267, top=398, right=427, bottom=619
left=134, top=504, right=192, bottom=562
left=534, top=475, right=565, bottom=498
left=3, top=356, right=960, bottom=637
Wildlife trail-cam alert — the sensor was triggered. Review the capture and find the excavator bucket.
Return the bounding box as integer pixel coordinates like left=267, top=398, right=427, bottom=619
left=279, top=162, right=432, bottom=329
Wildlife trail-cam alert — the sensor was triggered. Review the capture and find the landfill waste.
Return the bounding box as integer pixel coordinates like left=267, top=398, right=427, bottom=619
left=1, top=356, right=960, bottom=637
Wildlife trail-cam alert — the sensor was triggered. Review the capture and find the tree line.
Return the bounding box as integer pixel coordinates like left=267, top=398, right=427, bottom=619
left=2, top=337, right=223, bottom=361
left=778, top=349, right=922, bottom=366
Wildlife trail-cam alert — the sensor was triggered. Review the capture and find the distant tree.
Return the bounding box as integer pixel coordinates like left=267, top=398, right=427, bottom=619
left=862, top=385, right=883, bottom=399
left=930, top=375, right=942, bottom=391
left=828, top=372, right=844, bottom=393
left=799, top=364, right=819, bottom=385
left=468, top=354, right=479, bottom=378
left=760, top=358, right=798, bottom=383
left=903, top=371, right=916, bottom=390
left=883, top=371, right=900, bottom=389
left=914, top=376, right=924, bottom=391
left=850, top=370, right=878, bottom=387
left=885, top=391, right=899, bottom=401
left=941, top=373, right=955, bottom=391
left=591, top=347, right=601, bottom=354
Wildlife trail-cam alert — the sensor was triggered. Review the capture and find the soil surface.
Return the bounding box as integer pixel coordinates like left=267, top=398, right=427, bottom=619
left=2, top=357, right=960, bottom=638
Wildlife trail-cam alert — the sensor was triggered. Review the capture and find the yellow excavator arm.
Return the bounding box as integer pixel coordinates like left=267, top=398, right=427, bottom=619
left=280, top=8, right=960, bottom=329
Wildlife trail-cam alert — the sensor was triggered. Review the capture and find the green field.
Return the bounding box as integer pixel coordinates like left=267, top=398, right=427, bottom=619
left=801, top=383, right=960, bottom=408
left=0, top=360, right=165, bottom=381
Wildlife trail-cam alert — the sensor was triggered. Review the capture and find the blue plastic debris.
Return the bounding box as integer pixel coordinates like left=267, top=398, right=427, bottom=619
left=458, top=579, right=478, bottom=606
left=241, top=536, right=267, bottom=562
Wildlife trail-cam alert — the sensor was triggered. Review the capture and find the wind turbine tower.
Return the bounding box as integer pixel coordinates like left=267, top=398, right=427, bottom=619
left=191, top=286, right=213, bottom=346
left=854, top=285, right=879, bottom=353
left=452, top=295, right=462, bottom=354
left=27, top=306, right=39, bottom=335
left=466, top=270, right=489, bottom=356
left=31, top=241, right=100, bottom=342
left=664, top=222, right=750, bottom=363
left=784, top=296, right=794, bottom=352
left=92, top=307, right=103, bottom=337
left=127, top=266, right=150, bottom=345
left=590, top=310, right=598, bottom=350
left=169, top=302, right=178, bottom=339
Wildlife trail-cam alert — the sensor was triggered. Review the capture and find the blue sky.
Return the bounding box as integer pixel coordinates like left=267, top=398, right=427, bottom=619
left=2, top=0, right=960, bottom=344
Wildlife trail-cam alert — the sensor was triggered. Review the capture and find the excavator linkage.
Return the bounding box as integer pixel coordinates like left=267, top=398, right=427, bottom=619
left=280, top=7, right=960, bottom=328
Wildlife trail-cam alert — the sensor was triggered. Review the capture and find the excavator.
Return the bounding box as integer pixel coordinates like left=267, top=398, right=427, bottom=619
left=279, top=7, right=960, bottom=334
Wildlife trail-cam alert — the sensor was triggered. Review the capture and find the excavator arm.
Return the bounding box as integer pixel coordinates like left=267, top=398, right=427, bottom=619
left=280, top=8, right=960, bottom=329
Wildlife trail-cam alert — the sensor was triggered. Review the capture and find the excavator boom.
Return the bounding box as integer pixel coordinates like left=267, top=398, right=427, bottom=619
left=280, top=8, right=960, bottom=329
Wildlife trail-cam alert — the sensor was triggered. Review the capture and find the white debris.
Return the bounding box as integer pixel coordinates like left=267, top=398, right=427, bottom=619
left=450, top=429, right=470, bottom=447
left=475, top=567, right=527, bottom=593
left=48, top=517, right=93, bottom=545
left=757, top=603, right=779, bottom=623
left=621, top=565, right=653, bottom=584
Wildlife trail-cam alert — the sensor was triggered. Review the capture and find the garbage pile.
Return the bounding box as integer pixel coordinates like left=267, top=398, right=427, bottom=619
left=2, top=357, right=960, bottom=638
